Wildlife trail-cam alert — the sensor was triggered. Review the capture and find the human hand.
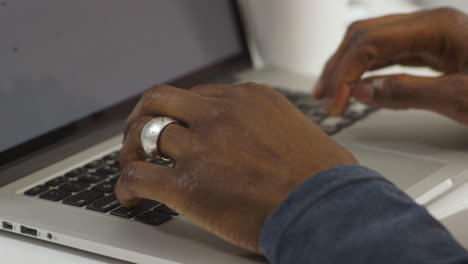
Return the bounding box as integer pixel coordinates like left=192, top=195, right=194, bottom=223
left=315, top=7, right=468, bottom=125
left=115, top=83, right=357, bottom=253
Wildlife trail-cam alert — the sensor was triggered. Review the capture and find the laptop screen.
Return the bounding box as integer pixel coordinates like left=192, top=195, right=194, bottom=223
left=0, top=0, right=242, bottom=153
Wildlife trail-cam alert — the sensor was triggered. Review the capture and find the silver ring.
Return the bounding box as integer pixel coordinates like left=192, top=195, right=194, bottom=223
left=141, top=117, right=179, bottom=160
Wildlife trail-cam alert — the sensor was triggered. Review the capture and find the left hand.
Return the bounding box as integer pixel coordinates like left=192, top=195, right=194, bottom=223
left=314, top=8, right=468, bottom=124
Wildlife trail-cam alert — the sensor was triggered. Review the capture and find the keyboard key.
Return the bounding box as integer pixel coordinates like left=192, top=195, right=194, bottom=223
left=135, top=211, right=172, bottom=225
left=92, top=181, right=115, bottom=193
left=309, top=112, right=327, bottom=123
left=154, top=204, right=179, bottom=216
left=86, top=194, right=121, bottom=213
left=339, top=117, right=355, bottom=127
left=84, top=160, right=106, bottom=169
left=78, top=172, right=107, bottom=183
left=109, top=160, right=120, bottom=167
left=60, top=181, right=90, bottom=192
left=24, top=185, right=49, bottom=196
left=64, top=167, right=88, bottom=178
left=39, top=189, right=71, bottom=201
left=109, top=175, right=120, bottom=184
left=63, top=190, right=104, bottom=207
left=111, top=200, right=159, bottom=218
left=147, top=158, right=174, bottom=167
left=103, top=151, right=119, bottom=161
left=97, top=165, right=120, bottom=175
left=45, top=176, right=68, bottom=187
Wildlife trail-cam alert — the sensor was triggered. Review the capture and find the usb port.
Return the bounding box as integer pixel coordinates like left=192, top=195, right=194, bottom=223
left=20, top=226, right=37, bottom=237
left=2, top=221, right=13, bottom=230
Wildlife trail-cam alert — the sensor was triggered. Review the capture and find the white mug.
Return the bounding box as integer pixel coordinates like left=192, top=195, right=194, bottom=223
left=237, top=0, right=350, bottom=76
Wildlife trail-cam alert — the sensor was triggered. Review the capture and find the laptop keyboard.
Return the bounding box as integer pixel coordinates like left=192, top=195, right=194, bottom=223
left=23, top=88, right=375, bottom=226
left=275, top=87, right=376, bottom=135
left=24, top=151, right=177, bottom=226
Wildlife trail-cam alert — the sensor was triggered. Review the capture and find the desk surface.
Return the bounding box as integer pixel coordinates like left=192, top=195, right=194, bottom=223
left=0, top=230, right=128, bottom=264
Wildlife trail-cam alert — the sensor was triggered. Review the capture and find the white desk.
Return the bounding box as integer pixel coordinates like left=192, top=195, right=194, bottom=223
left=0, top=230, right=129, bottom=264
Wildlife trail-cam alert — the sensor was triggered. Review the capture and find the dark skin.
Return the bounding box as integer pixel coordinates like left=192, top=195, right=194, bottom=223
left=116, top=7, right=468, bottom=255
left=116, top=83, right=357, bottom=253
left=315, top=7, right=468, bottom=124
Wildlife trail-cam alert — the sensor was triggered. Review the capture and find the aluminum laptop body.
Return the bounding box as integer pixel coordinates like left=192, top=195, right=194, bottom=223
left=1, top=1, right=468, bottom=264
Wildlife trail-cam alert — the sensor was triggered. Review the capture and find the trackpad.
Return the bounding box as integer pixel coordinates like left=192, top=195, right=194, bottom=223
left=347, top=144, right=445, bottom=189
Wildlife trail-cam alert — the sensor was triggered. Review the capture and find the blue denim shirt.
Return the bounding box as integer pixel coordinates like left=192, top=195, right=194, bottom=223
left=260, top=165, right=468, bottom=263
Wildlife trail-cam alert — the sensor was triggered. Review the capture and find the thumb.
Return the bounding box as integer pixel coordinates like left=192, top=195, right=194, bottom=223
left=352, top=74, right=462, bottom=111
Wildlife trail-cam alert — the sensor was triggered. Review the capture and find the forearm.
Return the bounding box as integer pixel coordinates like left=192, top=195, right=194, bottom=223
left=261, top=165, right=468, bottom=263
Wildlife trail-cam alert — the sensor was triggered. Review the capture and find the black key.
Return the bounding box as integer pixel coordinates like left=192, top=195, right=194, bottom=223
left=24, top=185, right=49, bottom=196
left=86, top=194, right=121, bottom=213
left=338, top=117, right=355, bottom=127
left=92, top=181, right=115, bottom=193
left=109, top=175, right=120, bottom=184
left=321, top=124, right=340, bottom=135
left=60, top=181, right=90, bottom=192
left=78, top=172, right=107, bottom=183
left=297, top=103, right=313, bottom=113
left=108, top=160, right=120, bottom=167
left=64, top=167, right=88, bottom=178
left=344, top=107, right=367, bottom=120
left=63, top=190, right=104, bottom=207
left=103, top=151, right=119, bottom=161
left=45, top=176, right=68, bottom=187
left=39, top=189, right=71, bottom=201
left=84, top=160, right=106, bottom=169
left=154, top=204, right=179, bottom=216
left=147, top=158, right=173, bottom=167
left=111, top=200, right=159, bottom=218
left=97, top=165, right=120, bottom=175
left=309, top=112, right=327, bottom=123
left=135, top=211, right=172, bottom=225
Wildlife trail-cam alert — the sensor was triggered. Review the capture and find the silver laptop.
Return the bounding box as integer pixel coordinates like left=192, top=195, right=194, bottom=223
left=1, top=1, right=468, bottom=264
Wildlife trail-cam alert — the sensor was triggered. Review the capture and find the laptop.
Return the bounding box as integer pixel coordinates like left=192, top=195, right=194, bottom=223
left=1, top=0, right=468, bottom=263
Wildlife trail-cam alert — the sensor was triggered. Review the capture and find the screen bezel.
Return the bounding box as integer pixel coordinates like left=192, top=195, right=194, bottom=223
left=0, top=0, right=249, bottom=169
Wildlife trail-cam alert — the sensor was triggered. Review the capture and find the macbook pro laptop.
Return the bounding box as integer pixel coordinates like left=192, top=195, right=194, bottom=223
left=1, top=1, right=468, bottom=263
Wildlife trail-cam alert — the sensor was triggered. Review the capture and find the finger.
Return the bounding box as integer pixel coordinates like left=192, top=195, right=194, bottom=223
left=121, top=116, right=193, bottom=169
left=323, top=14, right=444, bottom=116
left=158, top=123, right=196, bottom=160
left=124, top=84, right=212, bottom=138
left=120, top=116, right=155, bottom=170
left=352, top=74, right=461, bottom=112
left=314, top=13, right=412, bottom=99
left=115, top=161, right=180, bottom=208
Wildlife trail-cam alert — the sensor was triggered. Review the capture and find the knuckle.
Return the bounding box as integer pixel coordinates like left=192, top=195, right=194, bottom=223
left=142, top=84, right=171, bottom=102
left=205, top=100, right=234, bottom=120
left=384, top=76, right=404, bottom=100
left=237, top=82, right=266, bottom=95
left=127, top=116, right=148, bottom=135
left=346, top=20, right=365, bottom=35
left=350, top=29, right=372, bottom=47
left=434, top=7, right=463, bottom=18
left=443, top=76, right=468, bottom=112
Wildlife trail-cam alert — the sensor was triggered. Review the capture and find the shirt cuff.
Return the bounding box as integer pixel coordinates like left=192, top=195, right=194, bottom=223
left=259, top=164, right=387, bottom=259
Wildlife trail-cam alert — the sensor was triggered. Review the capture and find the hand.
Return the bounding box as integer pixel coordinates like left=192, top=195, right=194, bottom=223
left=115, top=83, right=357, bottom=253
left=315, top=7, right=468, bottom=125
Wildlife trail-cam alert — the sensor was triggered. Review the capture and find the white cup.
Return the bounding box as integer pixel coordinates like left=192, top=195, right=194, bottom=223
left=237, top=0, right=349, bottom=76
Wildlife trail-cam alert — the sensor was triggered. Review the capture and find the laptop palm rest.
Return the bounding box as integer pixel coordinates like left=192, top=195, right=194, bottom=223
left=347, top=144, right=445, bottom=190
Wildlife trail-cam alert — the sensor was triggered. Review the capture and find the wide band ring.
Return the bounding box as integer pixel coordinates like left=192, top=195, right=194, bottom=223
left=141, top=117, right=179, bottom=160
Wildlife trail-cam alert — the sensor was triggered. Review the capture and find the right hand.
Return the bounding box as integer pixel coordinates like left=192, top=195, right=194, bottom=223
left=115, top=83, right=357, bottom=254
left=314, top=7, right=468, bottom=125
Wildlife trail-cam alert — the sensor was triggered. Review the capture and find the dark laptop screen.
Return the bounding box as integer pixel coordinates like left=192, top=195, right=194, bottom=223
left=0, top=0, right=242, bottom=153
